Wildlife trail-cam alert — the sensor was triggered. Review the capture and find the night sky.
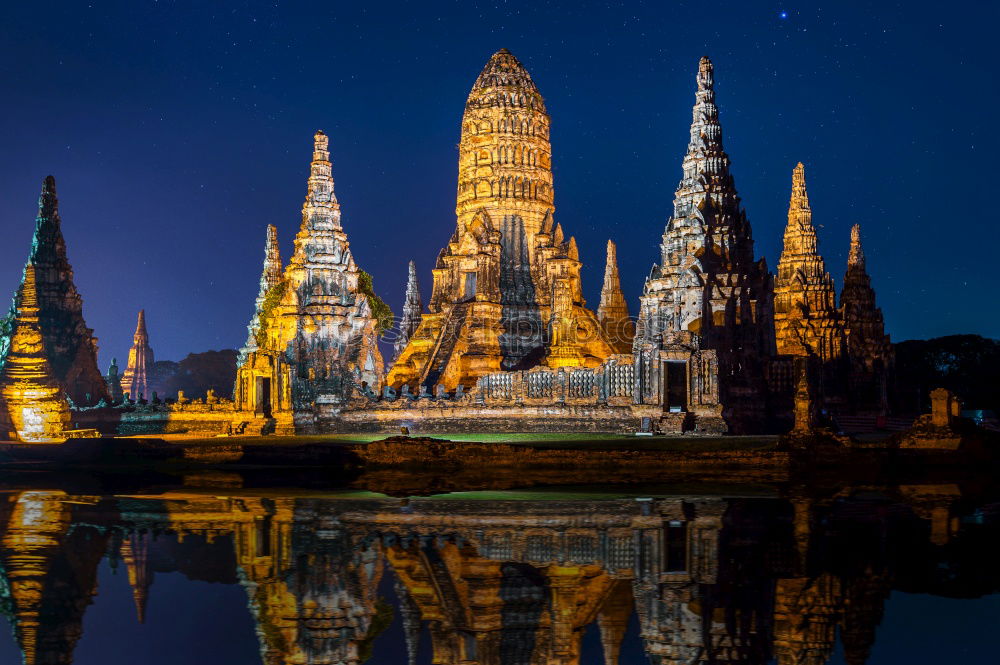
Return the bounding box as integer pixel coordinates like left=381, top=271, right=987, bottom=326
left=0, top=1, right=996, bottom=365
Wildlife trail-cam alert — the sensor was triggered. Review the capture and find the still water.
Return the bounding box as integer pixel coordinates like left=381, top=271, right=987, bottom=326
left=0, top=484, right=997, bottom=664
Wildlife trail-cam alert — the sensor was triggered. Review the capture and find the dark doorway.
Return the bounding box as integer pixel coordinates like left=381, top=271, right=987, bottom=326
left=665, top=361, right=687, bottom=412
left=256, top=377, right=272, bottom=418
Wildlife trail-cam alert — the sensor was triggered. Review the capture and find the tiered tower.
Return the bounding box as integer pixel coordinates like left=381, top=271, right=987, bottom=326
left=633, top=57, right=771, bottom=433
left=0, top=268, right=71, bottom=442
left=239, top=224, right=283, bottom=362
left=121, top=310, right=154, bottom=401
left=597, top=240, right=634, bottom=354
left=773, top=164, right=843, bottom=361
left=234, top=132, right=385, bottom=428
left=393, top=260, right=423, bottom=362
left=1, top=176, right=108, bottom=405
left=388, top=49, right=613, bottom=390
left=840, top=225, right=892, bottom=411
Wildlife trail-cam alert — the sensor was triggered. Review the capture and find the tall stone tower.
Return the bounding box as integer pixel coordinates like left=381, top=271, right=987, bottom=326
left=840, top=225, right=892, bottom=411
left=773, top=164, right=843, bottom=361
left=633, top=57, right=772, bottom=433
left=239, top=224, right=283, bottom=363
left=121, top=310, right=154, bottom=400
left=0, top=268, right=72, bottom=442
left=1, top=176, right=108, bottom=406
left=234, top=132, right=385, bottom=429
left=597, top=240, right=634, bottom=354
left=393, top=260, right=423, bottom=362
left=388, top=49, right=613, bottom=390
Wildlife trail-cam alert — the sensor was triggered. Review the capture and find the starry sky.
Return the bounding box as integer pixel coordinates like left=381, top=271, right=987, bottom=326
left=0, top=1, right=996, bottom=364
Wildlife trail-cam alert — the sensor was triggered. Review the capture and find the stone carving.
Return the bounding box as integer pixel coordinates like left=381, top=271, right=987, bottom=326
left=387, top=49, right=614, bottom=392
left=597, top=239, right=635, bottom=353
left=234, top=132, right=386, bottom=432
left=1, top=176, right=108, bottom=406
left=121, top=310, right=154, bottom=404
left=633, top=57, right=772, bottom=433
left=393, top=260, right=423, bottom=362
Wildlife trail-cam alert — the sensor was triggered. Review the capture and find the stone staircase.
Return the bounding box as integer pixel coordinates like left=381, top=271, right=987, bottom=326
left=420, top=303, right=469, bottom=389
left=658, top=411, right=692, bottom=434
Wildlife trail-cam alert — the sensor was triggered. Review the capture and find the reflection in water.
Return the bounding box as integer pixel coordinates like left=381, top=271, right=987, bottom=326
left=0, top=485, right=997, bottom=664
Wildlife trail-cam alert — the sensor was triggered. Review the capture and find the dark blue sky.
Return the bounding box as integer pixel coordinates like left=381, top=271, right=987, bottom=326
left=0, top=1, right=995, bottom=364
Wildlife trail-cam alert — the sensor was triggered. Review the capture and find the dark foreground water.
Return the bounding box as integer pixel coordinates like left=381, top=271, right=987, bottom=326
left=0, top=484, right=997, bottom=664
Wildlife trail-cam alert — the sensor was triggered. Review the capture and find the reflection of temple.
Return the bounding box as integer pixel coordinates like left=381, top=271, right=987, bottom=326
left=1, top=483, right=998, bottom=664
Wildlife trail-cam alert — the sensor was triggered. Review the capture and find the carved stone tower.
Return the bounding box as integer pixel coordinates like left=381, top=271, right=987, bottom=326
left=240, top=224, right=283, bottom=362
left=633, top=57, right=772, bottom=433
left=597, top=239, right=634, bottom=354
left=121, top=310, right=154, bottom=401
left=234, top=132, right=385, bottom=430
left=773, top=163, right=843, bottom=362
left=1, top=176, right=108, bottom=406
left=393, top=260, right=423, bottom=362
left=0, top=268, right=72, bottom=442
left=387, top=49, right=613, bottom=390
left=840, top=224, right=892, bottom=411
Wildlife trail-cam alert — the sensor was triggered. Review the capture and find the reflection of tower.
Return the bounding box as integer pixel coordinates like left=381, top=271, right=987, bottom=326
left=0, top=491, right=107, bottom=665
left=233, top=499, right=385, bottom=665
left=121, top=310, right=154, bottom=400
left=120, top=531, right=154, bottom=624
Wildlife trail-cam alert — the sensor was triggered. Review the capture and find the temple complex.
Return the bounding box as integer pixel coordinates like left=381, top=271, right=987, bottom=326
left=233, top=131, right=385, bottom=433
left=633, top=57, right=772, bottom=433
left=387, top=49, right=614, bottom=392
left=773, top=164, right=843, bottom=362
left=1, top=176, right=107, bottom=406
left=394, top=260, right=423, bottom=361
left=0, top=269, right=72, bottom=442
left=840, top=225, right=892, bottom=412
left=597, top=240, right=634, bottom=354
left=120, top=310, right=154, bottom=401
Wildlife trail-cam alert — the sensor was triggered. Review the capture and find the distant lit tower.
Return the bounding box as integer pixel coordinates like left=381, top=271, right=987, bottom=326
left=121, top=310, right=154, bottom=400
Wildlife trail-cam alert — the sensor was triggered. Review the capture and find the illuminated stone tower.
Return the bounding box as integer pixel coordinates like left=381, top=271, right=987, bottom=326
left=0, top=176, right=108, bottom=406
left=388, top=49, right=613, bottom=390
left=0, top=268, right=71, bottom=442
left=840, top=224, right=892, bottom=411
left=633, top=57, right=772, bottom=433
left=121, top=310, right=154, bottom=401
left=773, top=164, right=843, bottom=361
left=239, top=224, right=282, bottom=362
left=393, top=260, right=423, bottom=362
left=597, top=239, right=634, bottom=354
left=234, top=132, right=385, bottom=429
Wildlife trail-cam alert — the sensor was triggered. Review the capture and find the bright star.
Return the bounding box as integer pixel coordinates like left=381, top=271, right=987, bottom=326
left=779, top=10, right=789, bottom=19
